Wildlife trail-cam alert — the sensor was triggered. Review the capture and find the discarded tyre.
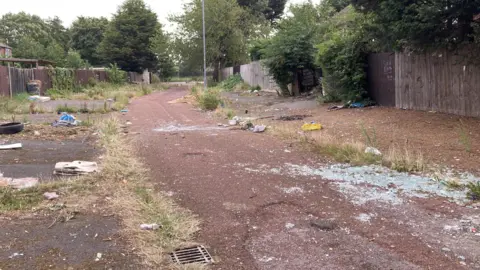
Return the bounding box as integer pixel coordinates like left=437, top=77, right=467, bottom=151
left=0, top=122, right=24, bottom=135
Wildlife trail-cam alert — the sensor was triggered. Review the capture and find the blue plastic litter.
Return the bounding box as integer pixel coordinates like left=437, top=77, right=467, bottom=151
left=121, top=109, right=129, bottom=113
left=350, top=102, right=365, bottom=108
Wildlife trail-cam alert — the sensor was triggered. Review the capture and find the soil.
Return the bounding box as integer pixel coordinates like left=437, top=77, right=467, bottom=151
left=0, top=210, right=142, bottom=269
left=126, top=88, right=480, bottom=269
left=224, top=92, right=480, bottom=174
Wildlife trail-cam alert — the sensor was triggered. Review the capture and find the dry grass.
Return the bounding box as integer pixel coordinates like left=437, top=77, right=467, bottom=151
left=96, top=118, right=200, bottom=267
left=269, top=123, right=426, bottom=172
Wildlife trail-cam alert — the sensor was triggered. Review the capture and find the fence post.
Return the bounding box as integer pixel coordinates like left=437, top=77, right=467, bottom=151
left=7, top=63, right=12, bottom=98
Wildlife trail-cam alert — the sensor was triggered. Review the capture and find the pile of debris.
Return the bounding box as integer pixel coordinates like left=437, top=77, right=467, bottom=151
left=54, top=161, right=99, bottom=176
left=226, top=116, right=266, bottom=133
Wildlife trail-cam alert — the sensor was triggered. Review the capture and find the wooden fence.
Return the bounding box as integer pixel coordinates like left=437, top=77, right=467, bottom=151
left=221, top=61, right=279, bottom=91
left=395, top=51, right=480, bottom=117
left=0, top=67, right=150, bottom=97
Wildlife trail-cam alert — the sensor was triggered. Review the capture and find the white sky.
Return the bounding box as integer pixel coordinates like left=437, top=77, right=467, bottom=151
left=0, top=0, right=319, bottom=31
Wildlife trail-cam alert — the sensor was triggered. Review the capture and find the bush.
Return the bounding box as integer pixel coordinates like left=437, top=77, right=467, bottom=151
left=151, top=74, right=161, bottom=84
left=220, top=74, right=243, bottom=91
left=198, top=90, right=221, bottom=110
left=106, top=63, right=127, bottom=85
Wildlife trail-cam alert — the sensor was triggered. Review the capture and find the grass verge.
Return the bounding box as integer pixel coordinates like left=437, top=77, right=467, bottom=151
left=96, top=117, right=200, bottom=266
left=269, top=123, right=425, bottom=173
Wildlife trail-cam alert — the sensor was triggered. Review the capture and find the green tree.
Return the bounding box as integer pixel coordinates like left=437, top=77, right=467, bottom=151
left=99, top=0, right=158, bottom=72
left=70, top=17, right=109, bottom=66
left=64, top=50, right=87, bottom=69
left=172, top=0, right=254, bottom=81
left=262, top=2, right=321, bottom=95
left=46, top=16, right=70, bottom=52
left=151, top=26, right=176, bottom=80
left=351, top=0, right=480, bottom=50
left=237, top=0, right=287, bottom=23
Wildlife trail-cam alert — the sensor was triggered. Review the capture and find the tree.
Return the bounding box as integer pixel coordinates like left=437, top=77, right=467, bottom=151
left=351, top=0, right=480, bottom=50
left=46, top=16, right=70, bottom=52
left=99, top=0, right=159, bottom=72
left=64, top=50, right=87, bottom=69
left=262, top=2, right=321, bottom=95
left=237, top=0, right=287, bottom=23
left=0, top=12, right=67, bottom=63
left=151, top=26, right=176, bottom=80
left=70, top=17, right=109, bottom=66
left=172, top=0, right=254, bottom=81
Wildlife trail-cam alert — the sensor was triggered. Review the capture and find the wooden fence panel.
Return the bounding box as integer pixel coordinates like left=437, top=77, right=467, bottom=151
left=0, top=66, right=9, bottom=96
left=9, top=68, right=34, bottom=95
left=396, top=51, right=480, bottom=117
left=34, top=69, right=50, bottom=95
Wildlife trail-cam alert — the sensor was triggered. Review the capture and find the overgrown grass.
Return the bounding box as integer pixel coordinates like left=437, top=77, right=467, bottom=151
left=467, top=182, right=480, bottom=201
left=269, top=123, right=425, bottom=173
left=458, top=120, right=472, bottom=153
left=196, top=88, right=222, bottom=111
left=97, top=118, right=200, bottom=266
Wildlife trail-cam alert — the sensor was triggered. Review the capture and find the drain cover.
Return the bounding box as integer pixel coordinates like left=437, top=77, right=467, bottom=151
left=170, top=245, right=214, bottom=265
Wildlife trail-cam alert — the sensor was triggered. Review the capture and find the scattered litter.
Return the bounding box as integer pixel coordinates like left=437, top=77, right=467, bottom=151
left=328, top=105, right=344, bottom=111
left=284, top=149, right=291, bottom=153
left=280, top=186, right=304, bottom=194
left=34, top=130, right=41, bottom=136
left=356, top=213, right=376, bottom=223
left=52, top=113, right=78, bottom=127
left=350, top=102, right=365, bottom=108
left=301, top=122, right=322, bottom=131
left=365, top=147, right=382, bottom=156
left=120, top=109, right=128, bottom=113
left=0, top=174, right=39, bottom=189
left=9, top=252, right=24, bottom=259
left=228, top=119, right=238, bottom=126
left=258, top=256, right=275, bottom=263
left=126, top=121, right=132, bottom=125
left=0, top=143, right=22, bottom=150
left=441, top=247, right=451, bottom=252
left=54, top=161, right=99, bottom=176
left=458, top=255, right=466, bottom=261
left=252, top=125, right=266, bottom=133
left=95, top=253, right=102, bottom=262
left=285, top=223, right=295, bottom=229
left=107, top=98, right=114, bottom=102
left=233, top=116, right=241, bottom=121
left=140, top=223, right=162, bottom=230
left=277, top=115, right=312, bottom=121
left=44, top=192, right=59, bottom=200
left=28, top=95, right=51, bottom=102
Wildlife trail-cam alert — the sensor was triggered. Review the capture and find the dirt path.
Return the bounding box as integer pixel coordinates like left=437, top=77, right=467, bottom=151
left=127, top=88, right=479, bottom=269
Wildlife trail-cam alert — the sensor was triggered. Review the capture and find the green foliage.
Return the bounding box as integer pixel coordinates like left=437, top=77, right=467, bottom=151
left=99, top=0, right=159, bottom=72
left=172, top=0, right=254, bottom=81
left=198, top=90, right=221, bottom=110
left=249, top=39, right=270, bottom=61
left=220, top=74, right=243, bottom=91
left=0, top=13, right=68, bottom=63
left=458, top=120, right=472, bottom=153
left=64, top=50, right=87, bottom=69
left=70, top=17, right=109, bottom=66
left=106, top=63, right=127, bottom=85
left=151, top=26, right=176, bottom=81
left=262, top=2, right=321, bottom=95
left=467, top=182, right=480, bottom=201
left=352, top=0, right=480, bottom=51
left=360, top=124, right=377, bottom=147
left=237, top=0, right=287, bottom=23
left=48, top=68, right=76, bottom=93
left=316, top=6, right=370, bottom=102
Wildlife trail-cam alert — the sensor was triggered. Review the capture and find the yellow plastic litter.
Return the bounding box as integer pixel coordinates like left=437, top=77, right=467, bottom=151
left=301, top=123, right=322, bottom=131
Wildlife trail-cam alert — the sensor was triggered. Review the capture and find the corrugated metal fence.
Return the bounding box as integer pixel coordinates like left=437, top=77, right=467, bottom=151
left=0, top=67, right=150, bottom=97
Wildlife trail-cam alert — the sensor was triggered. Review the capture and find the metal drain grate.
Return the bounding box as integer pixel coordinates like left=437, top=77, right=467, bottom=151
left=170, top=245, right=214, bottom=265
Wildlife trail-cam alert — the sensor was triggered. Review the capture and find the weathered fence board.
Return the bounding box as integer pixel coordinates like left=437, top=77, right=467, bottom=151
left=395, top=51, right=480, bottom=117
left=9, top=68, right=34, bottom=95
left=221, top=61, right=279, bottom=91
left=0, top=66, right=8, bottom=96
left=0, top=67, right=148, bottom=97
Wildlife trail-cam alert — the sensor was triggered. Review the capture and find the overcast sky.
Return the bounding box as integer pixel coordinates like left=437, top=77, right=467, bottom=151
left=0, top=0, right=319, bottom=31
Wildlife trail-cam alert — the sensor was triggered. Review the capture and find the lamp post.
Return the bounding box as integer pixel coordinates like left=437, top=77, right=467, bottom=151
left=202, top=0, right=207, bottom=90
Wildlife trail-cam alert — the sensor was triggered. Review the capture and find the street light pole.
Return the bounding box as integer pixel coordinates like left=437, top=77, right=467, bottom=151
left=202, top=0, right=207, bottom=90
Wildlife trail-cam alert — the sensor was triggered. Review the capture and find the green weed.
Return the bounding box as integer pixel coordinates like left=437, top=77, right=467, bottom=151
left=458, top=120, right=472, bottom=153
left=467, top=182, right=480, bottom=201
